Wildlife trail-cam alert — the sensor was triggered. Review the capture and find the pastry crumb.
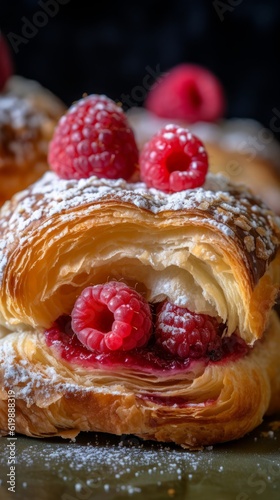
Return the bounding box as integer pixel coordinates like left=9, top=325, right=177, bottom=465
left=168, top=488, right=176, bottom=496
left=260, top=430, right=275, bottom=439
left=268, top=420, right=280, bottom=431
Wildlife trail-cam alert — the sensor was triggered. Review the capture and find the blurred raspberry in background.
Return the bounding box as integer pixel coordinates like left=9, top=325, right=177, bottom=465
left=0, top=32, right=13, bottom=90
left=1, top=0, right=280, bottom=139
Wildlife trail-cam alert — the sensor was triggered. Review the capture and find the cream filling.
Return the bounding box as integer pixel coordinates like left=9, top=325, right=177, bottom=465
left=50, top=238, right=238, bottom=334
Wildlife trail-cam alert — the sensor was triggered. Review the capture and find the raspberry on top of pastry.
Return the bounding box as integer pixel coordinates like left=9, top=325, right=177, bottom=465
left=127, top=64, right=280, bottom=214
left=0, top=94, right=279, bottom=449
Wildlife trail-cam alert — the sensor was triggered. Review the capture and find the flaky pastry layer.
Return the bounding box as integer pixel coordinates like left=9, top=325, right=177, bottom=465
left=0, top=172, right=279, bottom=447
left=0, top=312, right=279, bottom=448
left=0, top=173, right=279, bottom=343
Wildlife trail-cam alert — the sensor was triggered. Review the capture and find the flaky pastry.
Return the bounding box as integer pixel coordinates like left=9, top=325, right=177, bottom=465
left=0, top=172, right=279, bottom=448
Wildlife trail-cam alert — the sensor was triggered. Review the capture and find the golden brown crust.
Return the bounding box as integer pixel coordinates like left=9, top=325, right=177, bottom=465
left=206, top=142, right=280, bottom=208
left=0, top=173, right=279, bottom=344
left=0, top=312, right=279, bottom=448
left=0, top=172, right=279, bottom=446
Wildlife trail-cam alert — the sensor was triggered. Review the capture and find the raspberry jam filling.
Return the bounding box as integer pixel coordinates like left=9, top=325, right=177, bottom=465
left=45, top=314, right=248, bottom=374
left=45, top=282, right=249, bottom=374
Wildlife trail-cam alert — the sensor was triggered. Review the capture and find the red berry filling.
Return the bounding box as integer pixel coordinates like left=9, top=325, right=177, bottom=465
left=155, top=301, right=224, bottom=359
left=46, top=312, right=248, bottom=374
left=48, top=94, right=139, bottom=181
left=71, top=282, right=152, bottom=352
left=140, top=124, right=208, bottom=192
left=145, top=64, right=226, bottom=123
left=45, top=284, right=249, bottom=372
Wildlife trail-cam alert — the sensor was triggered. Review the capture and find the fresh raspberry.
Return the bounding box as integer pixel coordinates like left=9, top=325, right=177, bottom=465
left=48, top=94, right=139, bottom=180
left=71, top=282, right=152, bottom=352
left=0, top=33, right=13, bottom=91
left=155, top=301, right=222, bottom=359
left=140, top=124, right=208, bottom=192
left=145, top=64, right=226, bottom=123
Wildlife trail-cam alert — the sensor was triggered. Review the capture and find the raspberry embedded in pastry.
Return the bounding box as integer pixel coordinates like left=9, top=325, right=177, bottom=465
left=155, top=301, right=224, bottom=359
left=0, top=169, right=280, bottom=448
left=71, top=282, right=152, bottom=352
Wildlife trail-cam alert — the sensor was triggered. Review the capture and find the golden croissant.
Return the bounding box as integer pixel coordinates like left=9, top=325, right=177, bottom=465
left=0, top=172, right=279, bottom=449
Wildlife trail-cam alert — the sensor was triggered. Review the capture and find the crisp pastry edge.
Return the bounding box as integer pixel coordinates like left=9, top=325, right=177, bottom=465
left=0, top=312, right=279, bottom=448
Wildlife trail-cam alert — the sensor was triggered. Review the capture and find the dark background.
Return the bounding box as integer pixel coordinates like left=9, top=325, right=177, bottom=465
left=1, top=0, right=280, bottom=138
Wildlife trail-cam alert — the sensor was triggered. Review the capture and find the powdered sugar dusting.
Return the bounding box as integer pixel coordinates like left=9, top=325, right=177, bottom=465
left=0, top=95, right=54, bottom=170
left=0, top=334, right=125, bottom=405
left=0, top=96, right=43, bottom=130
left=0, top=432, right=206, bottom=496
left=0, top=419, right=278, bottom=497
left=0, top=172, right=279, bottom=285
